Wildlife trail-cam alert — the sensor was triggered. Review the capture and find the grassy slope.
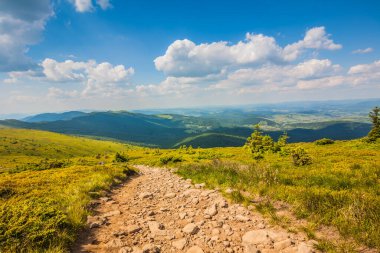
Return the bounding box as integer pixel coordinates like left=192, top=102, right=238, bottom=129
left=0, top=129, right=137, bottom=252
left=129, top=139, right=380, bottom=250
left=1, top=128, right=379, bottom=251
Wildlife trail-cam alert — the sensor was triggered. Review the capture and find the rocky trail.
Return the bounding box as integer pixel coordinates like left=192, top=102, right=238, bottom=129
left=74, top=165, right=317, bottom=253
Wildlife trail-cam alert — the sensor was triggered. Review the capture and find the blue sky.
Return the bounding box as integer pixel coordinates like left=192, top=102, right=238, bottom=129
left=1, top=0, right=380, bottom=114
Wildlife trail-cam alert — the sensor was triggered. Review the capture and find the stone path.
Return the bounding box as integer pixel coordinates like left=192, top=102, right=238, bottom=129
left=74, top=165, right=317, bottom=253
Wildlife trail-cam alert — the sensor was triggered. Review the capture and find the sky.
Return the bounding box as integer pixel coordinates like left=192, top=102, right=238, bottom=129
left=0, top=0, right=380, bottom=114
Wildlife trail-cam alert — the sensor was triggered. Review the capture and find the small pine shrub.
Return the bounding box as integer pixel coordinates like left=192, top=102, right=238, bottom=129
left=291, top=147, right=312, bottom=166
left=315, top=138, right=335, bottom=145
left=159, top=155, right=183, bottom=164
left=114, top=152, right=129, bottom=163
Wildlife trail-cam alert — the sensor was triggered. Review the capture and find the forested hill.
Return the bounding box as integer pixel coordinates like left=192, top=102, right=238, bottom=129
left=0, top=110, right=371, bottom=148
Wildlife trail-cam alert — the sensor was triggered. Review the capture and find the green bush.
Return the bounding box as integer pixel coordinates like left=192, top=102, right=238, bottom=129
left=291, top=147, right=312, bottom=166
left=315, top=138, right=335, bottom=145
left=114, top=152, right=129, bottom=163
left=159, top=155, right=183, bottom=164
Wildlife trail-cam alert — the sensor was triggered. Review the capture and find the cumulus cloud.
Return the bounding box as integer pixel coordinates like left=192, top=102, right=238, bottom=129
left=282, top=27, right=342, bottom=61
left=298, top=60, right=380, bottom=90
left=70, top=0, right=112, bottom=12
left=348, top=60, right=380, bottom=75
left=352, top=48, right=373, bottom=54
left=154, top=27, right=341, bottom=77
left=211, top=59, right=341, bottom=91
left=5, top=58, right=134, bottom=98
left=0, top=0, right=53, bottom=72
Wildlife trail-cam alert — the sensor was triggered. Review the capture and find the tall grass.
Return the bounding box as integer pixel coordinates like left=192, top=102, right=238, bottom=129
left=176, top=154, right=380, bottom=249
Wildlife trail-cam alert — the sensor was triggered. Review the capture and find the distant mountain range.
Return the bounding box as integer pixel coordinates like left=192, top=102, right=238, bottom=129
left=0, top=105, right=372, bottom=148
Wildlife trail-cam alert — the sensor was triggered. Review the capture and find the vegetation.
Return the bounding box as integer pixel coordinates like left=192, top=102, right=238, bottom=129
left=245, top=125, right=289, bottom=159
left=126, top=137, right=380, bottom=250
left=314, top=138, right=335, bottom=145
left=1, top=113, right=380, bottom=251
left=0, top=129, right=136, bottom=252
left=367, top=106, right=380, bottom=142
left=0, top=108, right=372, bottom=148
left=291, top=147, right=312, bottom=166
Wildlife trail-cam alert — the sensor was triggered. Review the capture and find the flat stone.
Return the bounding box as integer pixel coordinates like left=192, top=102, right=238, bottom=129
left=297, top=242, right=312, bottom=253
left=165, top=193, right=176, bottom=198
left=126, top=225, right=141, bottom=234
left=147, top=221, right=166, bottom=236
left=172, top=238, right=187, bottom=250
left=204, top=204, right=218, bottom=216
left=236, top=214, right=250, bottom=222
left=103, top=210, right=121, bottom=217
left=186, top=246, right=204, bottom=253
left=274, top=239, right=292, bottom=250
left=242, top=230, right=270, bottom=246
left=182, top=223, right=199, bottom=235
left=139, top=192, right=153, bottom=199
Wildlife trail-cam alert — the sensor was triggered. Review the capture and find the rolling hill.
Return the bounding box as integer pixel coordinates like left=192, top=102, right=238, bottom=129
left=0, top=110, right=372, bottom=148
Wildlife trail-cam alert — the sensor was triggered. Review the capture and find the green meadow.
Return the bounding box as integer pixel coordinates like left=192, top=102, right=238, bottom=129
left=0, top=128, right=379, bottom=252
left=0, top=129, right=137, bottom=252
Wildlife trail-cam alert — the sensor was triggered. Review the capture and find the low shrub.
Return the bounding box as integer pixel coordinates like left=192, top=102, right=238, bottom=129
left=114, top=152, right=129, bottom=163
left=315, top=138, right=335, bottom=145
left=291, top=147, right=312, bottom=166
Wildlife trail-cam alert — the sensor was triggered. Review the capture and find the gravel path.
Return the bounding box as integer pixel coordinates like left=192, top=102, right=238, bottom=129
left=74, top=165, right=317, bottom=253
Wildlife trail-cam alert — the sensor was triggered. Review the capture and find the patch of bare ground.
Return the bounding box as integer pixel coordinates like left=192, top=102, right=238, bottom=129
left=74, top=165, right=326, bottom=253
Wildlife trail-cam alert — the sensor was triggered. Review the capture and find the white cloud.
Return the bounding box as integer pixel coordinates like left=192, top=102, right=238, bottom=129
left=70, top=0, right=112, bottom=12
left=5, top=58, right=135, bottom=98
left=71, top=0, right=94, bottom=12
left=348, top=60, right=380, bottom=75
left=0, top=0, right=53, bottom=72
left=154, top=27, right=341, bottom=77
left=211, top=59, right=341, bottom=91
left=298, top=60, right=380, bottom=89
left=282, top=27, right=342, bottom=61
left=297, top=76, right=345, bottom=90
left=96, top=0, right=112, bottom=10
left=352, top=48, right=373, bottom=54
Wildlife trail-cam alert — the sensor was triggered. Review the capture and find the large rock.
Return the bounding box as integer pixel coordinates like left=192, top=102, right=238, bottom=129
left=182, top=223, right=199, bottom=235
left=242, top=230, right=270, bottom=251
